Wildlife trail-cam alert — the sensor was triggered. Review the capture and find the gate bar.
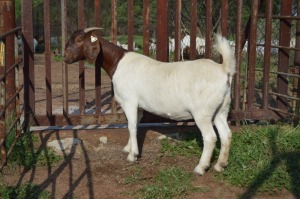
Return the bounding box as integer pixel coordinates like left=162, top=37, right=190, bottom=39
left=294, top=0, right=300, bottom=124
left=44, top=0, right=52, bottom=121
left=78, top=0, right=85, bottom=115
left=205, top=0, right=213, bottom=59
left=174, top=0, right=181, bottom=61
left=233, top=0, right=243, bottom=111
left=277, top=0, right=292, bottom=117
left=247, top=0, right=259, bottom=109
left=143, top=0, right=150, bottom=56
left=111, top=0, right=118, bottom=114
left=156, top=0, right=169, bottom=62
left=94, top=0, right=102, bottom=114
left=262, top=0, right=272, bottom=109
left=189, top=0, right=197, bottom=60
left=22, top=0, right=35, bottom=121
left=127, top=0, right=134, bottom=51
left=221, top=0, right=228, bottom=37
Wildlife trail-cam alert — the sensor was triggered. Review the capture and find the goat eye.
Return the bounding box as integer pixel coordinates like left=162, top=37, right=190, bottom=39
left=76, top=37, right=83, bottom=43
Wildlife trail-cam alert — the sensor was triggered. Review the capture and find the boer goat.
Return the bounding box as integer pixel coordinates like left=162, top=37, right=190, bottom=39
left=63, top=27, right=236, bottom=175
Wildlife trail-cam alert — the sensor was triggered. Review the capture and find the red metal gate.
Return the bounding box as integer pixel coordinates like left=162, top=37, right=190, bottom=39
left=1, top=0, right=300, bottom=130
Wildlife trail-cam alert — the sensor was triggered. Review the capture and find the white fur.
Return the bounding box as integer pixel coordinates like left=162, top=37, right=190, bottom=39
left=112, top=35, right=235, bottom=175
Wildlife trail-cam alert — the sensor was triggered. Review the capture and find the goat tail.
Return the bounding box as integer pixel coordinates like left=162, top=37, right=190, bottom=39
left=214, top=34, right=236, bottom=77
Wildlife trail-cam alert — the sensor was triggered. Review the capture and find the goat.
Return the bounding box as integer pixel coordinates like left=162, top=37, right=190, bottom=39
left=63, top=27, right=236, bottom=175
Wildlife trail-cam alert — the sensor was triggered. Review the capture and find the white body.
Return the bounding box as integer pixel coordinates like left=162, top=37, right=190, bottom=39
left=112, top=35, right=235, bottom=175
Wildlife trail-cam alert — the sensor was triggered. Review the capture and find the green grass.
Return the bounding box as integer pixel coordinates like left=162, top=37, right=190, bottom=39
left=0, top=182, right=50, bottom=199
left=138, top=167, right=205, bottom=199
left=123, top=165, right=208, bottom=198
left=159, top=125, right=300, bottom=196
left=160, top=132, right=203, bottom=157
left=219, top=125, right=300, bottom=195
left=6, top=132, right=61, bottom=170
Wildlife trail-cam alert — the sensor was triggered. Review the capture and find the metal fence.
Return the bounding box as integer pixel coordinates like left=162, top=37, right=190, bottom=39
left=1, top=0, right=300, bottom=129
left=0, top=1, right=24, bottom=169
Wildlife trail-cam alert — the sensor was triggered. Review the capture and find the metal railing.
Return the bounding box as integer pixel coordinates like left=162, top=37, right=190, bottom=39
left=0, top=27, right=24, bottom=170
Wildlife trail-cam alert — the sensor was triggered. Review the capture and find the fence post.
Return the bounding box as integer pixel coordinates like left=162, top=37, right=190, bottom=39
left=277, top=0, right=292, bottom=118
left=143, top=0, right=150, bottom=56
left=156, top=0, right=169, bottom=62
left=293, top=0, right=300, bottom=125
left=0, top=0, right=15, bottom=166
left=22, top=0, right=35, bottom=127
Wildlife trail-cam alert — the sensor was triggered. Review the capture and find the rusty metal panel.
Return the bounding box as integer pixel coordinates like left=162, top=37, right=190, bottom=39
left=292, top=0, right=300, bottom=125
left=156, top=0, right=169, bottom=62
left=111, top=0, right=117, bottom=44
left=205, top=0, right=212, bottom=59
left=78, top=0, right=85, bottom=115
left=189, top=0, right=197, bottom=60
left=43, top=0, right=52, bottom=120
left=34, top=113, right=127, bottom=126
left=61, top=0, right=68, bottom=115
left=2, top=1, right=15, bottom=113
left=111, top=0, right=117, bottom=114
left=143, top=0, right=150, bottom=56
left=127, top=0, right=134, bottom=51
left=262, top=0, right=272, bottom=110
left=22, top=0, right=35, bottom=125
left=221, top=1, right=228, bottom=37
left=174, top=0, right=181, bottom=61
left=94, top=0, right=101, bottom=27
left=94, top=0, right=101, bottom=114
left=233, top=0, right=243, bottom=111
left=247, top=0, right=259, bottom=109
left=277, top=0, right=292, bottom=117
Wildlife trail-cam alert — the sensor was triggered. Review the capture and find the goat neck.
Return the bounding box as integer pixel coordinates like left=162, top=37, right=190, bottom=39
left=97, top=38, right=127, bottom=79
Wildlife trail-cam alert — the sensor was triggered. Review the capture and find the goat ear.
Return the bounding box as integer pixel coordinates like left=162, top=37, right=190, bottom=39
left=83, top=32, right=101, bottom=64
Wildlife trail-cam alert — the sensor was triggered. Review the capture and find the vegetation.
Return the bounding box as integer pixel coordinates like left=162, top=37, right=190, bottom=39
left=158, top=125, right=300, bottom=196
left=0, top=182, right=50, bottom=199
left=5, top=131, right=61, bottom=170
left=123, top=165, right=208, bottom=199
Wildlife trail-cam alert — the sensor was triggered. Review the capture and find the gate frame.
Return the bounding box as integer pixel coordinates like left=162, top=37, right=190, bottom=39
left=10, top=0, right=300, bottom=128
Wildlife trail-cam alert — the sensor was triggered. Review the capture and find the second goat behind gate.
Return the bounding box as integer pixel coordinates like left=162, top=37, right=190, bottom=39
left=63, top=27, right=236, bottom=176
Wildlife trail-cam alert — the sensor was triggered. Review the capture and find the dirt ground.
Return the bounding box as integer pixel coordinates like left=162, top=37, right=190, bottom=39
left=1, top=54, right=298, bottom=198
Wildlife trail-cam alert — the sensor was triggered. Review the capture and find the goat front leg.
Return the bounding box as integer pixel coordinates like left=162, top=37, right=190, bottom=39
left=122, top=104, right=140, bottom=162
left=123, top=109, right=143, bottom=155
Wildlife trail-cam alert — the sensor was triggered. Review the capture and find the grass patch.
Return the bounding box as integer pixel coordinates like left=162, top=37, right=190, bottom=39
left=122, top=165, right=143, bottom=185
left=123, top=165, right=208, bottom=198
left=138, top=167, right=203, bottom=199
left=159, top=125, right=300, bottom=196
left=160, top=132, right=203, bottom=158
left=5, top=131, right=61, bottom=170
left=0, top=182, right=50, bottom=199
left=219, top=125, right=300, bottom=195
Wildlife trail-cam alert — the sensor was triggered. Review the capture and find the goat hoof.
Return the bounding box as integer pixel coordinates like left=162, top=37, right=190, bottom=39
left=214, top=164, right=224, bottom=172
left=126, top=154, right=137, bottom=162
left=193, top=165, right=208, bottom=176
left=122, top=147, right=131, bottom=154
left=214, top=162, right=228, bottom=172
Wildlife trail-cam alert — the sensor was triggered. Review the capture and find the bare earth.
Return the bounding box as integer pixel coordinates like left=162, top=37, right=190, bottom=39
left=1, top=54, right=297, bottom=199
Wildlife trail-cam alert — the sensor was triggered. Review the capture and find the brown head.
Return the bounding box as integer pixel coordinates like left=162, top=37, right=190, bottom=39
left=63, top=27, right=102, bottom=64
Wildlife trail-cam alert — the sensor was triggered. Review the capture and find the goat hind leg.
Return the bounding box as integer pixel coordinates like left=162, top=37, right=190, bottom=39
left=194, top=119, right=217, bottom=175
left=213, top=113, right=232, bottom=172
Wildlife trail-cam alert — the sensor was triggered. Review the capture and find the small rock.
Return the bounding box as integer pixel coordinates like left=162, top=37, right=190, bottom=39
left=47, top=138, right=82, bottom=155
left=99, top=136, right=108, bottom=144
left=157, top=135, right=167, bottom=140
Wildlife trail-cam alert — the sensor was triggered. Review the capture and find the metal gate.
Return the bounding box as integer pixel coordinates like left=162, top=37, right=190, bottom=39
left=1, top=0, right=300, bottom=130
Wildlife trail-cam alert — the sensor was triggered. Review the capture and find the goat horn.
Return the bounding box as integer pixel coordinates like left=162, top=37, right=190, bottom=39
left=84, top=27, right=103, bottom=33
